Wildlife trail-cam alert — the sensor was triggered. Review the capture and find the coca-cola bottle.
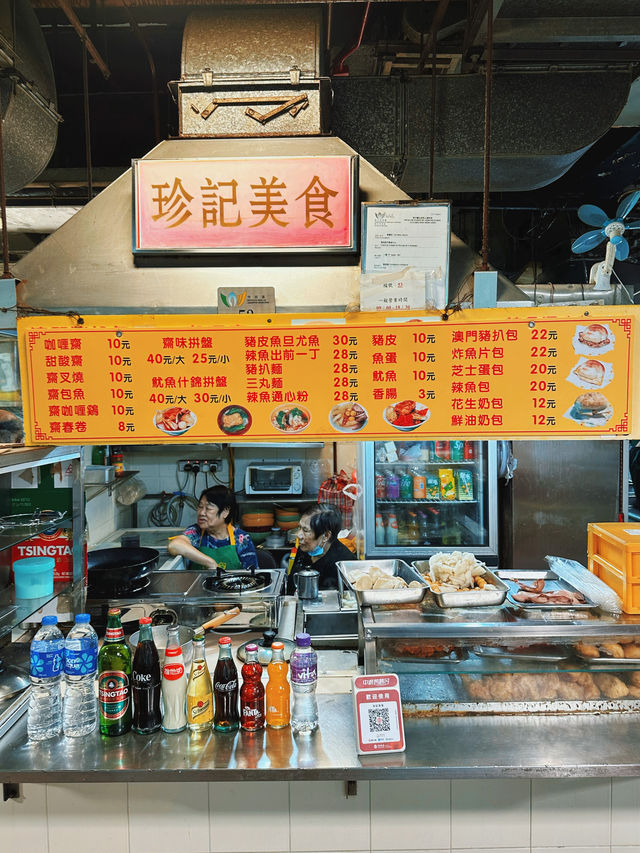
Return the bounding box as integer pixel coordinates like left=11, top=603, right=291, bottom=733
left=131, top=617, right=161, bottom=734
left=240, top=643, right=265, bottom=731
left=213, top=636, right=239, bottom=732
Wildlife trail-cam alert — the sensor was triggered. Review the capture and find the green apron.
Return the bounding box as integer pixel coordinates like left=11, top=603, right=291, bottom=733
left=194, top=524, right=243, bottom=571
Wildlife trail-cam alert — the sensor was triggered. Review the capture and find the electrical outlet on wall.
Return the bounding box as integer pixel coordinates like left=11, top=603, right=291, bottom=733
left=178, top=459, right=218, bottom=473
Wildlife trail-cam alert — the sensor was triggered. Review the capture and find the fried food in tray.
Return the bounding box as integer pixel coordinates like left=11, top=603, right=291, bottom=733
left=461, top=670, right=639, bottom=703
left=414, top=552, right=508, bottom=607
left=574, top=637, right=640, bottom=664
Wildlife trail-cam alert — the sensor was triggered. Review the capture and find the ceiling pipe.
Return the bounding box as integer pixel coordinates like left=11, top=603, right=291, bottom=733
left=56, top=0, right=111, bottom=79
left=331, top=2, right=371, bottom=76
left=122, top=1, right=161, bottom=145
left=480, top=0, right=494, bottom=271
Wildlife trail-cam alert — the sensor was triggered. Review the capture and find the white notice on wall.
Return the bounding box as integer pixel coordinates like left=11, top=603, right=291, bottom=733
left=362, top=202, right=450, bottom=278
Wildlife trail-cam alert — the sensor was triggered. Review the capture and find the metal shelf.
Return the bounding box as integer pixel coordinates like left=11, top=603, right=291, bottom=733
left=376, top=499, right=478, bottom=506
left=237, top=492, right=318, bottom=505
left=85, top=470, right=141, bottom=502
left=0, top=445, right=81, bottom=477
left=0, top=518, right=70, bottom=552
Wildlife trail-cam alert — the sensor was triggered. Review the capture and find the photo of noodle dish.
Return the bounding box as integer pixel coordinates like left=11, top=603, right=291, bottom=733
left=270, top=404, right=311, bottom=434
left=153, top=406, right=197, bottom=436
left=329, top=402, right=368, bottom=432
left=383, top=400, right=430, bottom=432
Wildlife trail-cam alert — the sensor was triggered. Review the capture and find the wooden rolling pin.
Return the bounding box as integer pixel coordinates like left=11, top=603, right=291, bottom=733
left=196, top=606, right=241, bottom=635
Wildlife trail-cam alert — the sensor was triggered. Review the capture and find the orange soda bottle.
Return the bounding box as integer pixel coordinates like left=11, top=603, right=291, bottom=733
left=265, top=641, right=290, bottom=729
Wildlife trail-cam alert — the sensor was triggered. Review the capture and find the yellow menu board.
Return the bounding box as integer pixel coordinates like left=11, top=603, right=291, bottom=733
left=18, top=307, right=640, bottom=444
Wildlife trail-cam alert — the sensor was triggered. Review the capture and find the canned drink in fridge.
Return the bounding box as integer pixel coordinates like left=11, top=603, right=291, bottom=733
left=450, top=441, right=464, bottom=462
left=463, top=441, right=475, bottom=460
left=375, top=473, right=387, bottom=500
left=435, top=440, right=450, bottom=461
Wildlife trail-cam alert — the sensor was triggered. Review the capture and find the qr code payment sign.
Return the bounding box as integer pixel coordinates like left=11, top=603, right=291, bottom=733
left=360, top=702, right=398, bottom=743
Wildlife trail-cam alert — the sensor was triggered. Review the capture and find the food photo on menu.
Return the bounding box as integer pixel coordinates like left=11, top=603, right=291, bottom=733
left=382, top=400, right=430, bottom=432
left=270, top=404, right=311, bottom=433
left=153, top=406, right=197, bottom=436
left=329, top=402, right=369, bottom=432
left=564, top=391, right=614, bottom=427
left=572, top=322, right=615, bottom=356
left=567, top=357, right=613, bottom=389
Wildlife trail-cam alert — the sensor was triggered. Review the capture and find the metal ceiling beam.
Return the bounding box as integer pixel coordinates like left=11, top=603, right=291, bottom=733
left=494, top=17, right=640, bottom=44
left=56, top=0, right=111, bottom=78
left=462, top=0, right=504, bottom=60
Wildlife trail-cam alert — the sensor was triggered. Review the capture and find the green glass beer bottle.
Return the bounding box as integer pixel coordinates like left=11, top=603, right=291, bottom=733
left=98, top=608, right=132, bottom=736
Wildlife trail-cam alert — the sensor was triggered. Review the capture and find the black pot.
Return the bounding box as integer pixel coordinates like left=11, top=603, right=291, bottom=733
left=87, top=546, right=160, bottom=597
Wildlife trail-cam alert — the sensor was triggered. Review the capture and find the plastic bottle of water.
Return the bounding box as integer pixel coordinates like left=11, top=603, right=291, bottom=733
left=28, top=615, right=64, bottom=741
left=290, top=632, right=318, bottom=734
left=63, top=613, right=98, bottom=737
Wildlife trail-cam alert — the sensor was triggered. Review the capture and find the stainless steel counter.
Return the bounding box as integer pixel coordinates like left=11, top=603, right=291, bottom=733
left=3, top=694, right=640, bottom=781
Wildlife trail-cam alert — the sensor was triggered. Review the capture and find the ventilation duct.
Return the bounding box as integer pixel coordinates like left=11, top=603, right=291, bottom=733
left=0, top=0, right=59, bottom=194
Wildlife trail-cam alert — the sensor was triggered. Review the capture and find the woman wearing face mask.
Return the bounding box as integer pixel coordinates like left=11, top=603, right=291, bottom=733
left=287, top=503, right=353, bottom=593
left=167, top=485, right=258, bottom=571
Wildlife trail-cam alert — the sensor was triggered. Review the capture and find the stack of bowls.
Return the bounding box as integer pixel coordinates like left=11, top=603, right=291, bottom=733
left=275, top=507, right=300, bottom=532
left=241, top=510, right=275, bottom=545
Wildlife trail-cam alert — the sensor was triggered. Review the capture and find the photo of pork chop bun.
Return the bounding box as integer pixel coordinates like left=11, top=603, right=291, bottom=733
left=578, top=323, right=610, bottom=348
left=570, top=391, right=610, bottom=420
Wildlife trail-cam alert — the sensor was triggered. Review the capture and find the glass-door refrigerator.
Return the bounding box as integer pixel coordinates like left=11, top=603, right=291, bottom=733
left=359, top=440, right=499, bottom=565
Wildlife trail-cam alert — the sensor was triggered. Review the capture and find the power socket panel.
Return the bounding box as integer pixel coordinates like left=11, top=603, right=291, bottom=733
left=178, top=459, right=217, bottom=473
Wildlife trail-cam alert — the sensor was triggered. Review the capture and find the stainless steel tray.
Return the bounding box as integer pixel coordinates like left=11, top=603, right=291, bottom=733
left=497, top=569, right=597, bottom=611
left=337, top=559, right=428, bottom=606
left=474, top=644, right=571, bottom=662
left=574, top=641, right=640, bottom=666
left=412, top=561, right=508, bottom=608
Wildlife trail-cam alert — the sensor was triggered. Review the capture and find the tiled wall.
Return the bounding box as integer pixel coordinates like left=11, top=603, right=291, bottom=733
left=3, top=778, right=640, bottom=853
left=106, top=443, right=356, bottom=532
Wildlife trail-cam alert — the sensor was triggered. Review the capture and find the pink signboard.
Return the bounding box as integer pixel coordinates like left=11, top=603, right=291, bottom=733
left=132, top=155, right=358, bottom=254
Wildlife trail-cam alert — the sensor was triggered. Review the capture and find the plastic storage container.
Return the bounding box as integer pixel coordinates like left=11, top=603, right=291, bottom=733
left=588, top=522, right=640, bottom=614
left=13, top=556, right=55, bottom=599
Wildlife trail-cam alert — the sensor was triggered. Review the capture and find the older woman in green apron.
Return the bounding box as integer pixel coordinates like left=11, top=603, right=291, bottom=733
left=168, top=486, right=258, bottom=571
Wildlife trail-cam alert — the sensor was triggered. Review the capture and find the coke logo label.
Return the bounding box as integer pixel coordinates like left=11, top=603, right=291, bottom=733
left=214, top=680, right=237, bottom=692
left=133, top=672, right=153, bottom=684
left=163, top=663, right=185, bottom=681
left=98, top=671, right=129, bottom=720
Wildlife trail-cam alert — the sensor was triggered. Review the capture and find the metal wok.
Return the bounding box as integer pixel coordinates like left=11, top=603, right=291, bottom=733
left=87, top=546, right=160, bottom=597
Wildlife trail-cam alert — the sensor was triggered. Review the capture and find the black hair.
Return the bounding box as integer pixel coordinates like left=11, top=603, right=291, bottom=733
left=199, top=486, right=238, bottom=524
left=301, top=503, right=343, bottom=542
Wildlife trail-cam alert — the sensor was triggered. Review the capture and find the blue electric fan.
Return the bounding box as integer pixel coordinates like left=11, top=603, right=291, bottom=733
left=570, top=190, right=640, bottom=289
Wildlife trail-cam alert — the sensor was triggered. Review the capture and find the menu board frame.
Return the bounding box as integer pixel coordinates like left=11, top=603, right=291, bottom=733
left=17, top=306, right=640, bottom=445
left=132, top=155, right=359, bottom=255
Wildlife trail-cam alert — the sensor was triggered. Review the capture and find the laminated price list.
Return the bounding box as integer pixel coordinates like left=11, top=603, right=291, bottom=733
left=18, top=308, right=637, bottom=444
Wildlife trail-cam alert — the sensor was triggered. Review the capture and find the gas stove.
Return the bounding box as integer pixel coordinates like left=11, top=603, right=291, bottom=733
left=85, top=567, right=286, bottom=636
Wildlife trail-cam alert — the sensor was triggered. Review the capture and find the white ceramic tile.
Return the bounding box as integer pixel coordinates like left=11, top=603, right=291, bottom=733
left=531, top=779, right=611, bottom=848
left=289, top=780, right=370, bottom=852
left=128, top=781, right=209, bottom=853
left=0, top=783, right=48, bottom=852
left=453, top=849, right=529, bottom=853
left=613, top=847, right=640, bottom=853
left=451, top=779, right=530, bottom=849
left=47, top=783, right=128, bottom=853
left=374, top=850, right=449, bottom=853
left=532, top=848, right=610, bottom=853
left=210, top=780, right=289, bottom=852
left=612, top=777, right=640, bottom=845
left=370, top=780, right=450, bottom=850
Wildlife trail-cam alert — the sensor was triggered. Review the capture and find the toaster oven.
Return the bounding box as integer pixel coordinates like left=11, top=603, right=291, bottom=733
left=245, top=464, right=303, bottom=495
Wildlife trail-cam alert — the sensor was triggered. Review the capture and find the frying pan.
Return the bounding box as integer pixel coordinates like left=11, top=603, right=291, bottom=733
left=87, top=546, right=160, bottom=596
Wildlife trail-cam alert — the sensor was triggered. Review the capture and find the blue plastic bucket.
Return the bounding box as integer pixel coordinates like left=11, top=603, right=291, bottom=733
left=12, top=557, right=55, bottom=599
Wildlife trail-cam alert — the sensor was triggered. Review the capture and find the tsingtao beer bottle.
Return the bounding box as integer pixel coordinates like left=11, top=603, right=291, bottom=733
left=214, top=636, right=239, bottom=732
left=98, top=608, right=132, bottom=737
left=131, top=617, right=161, bottom=735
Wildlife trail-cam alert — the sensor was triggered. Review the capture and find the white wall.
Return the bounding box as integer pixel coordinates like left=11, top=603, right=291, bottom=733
left=3, top=777, right=640, bottom=853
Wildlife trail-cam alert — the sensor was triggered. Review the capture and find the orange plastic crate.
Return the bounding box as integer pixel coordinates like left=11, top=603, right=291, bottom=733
left=588, top=522, right=640, bottom=614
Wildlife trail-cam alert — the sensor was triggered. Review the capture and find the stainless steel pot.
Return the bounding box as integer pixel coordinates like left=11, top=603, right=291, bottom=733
left=293, top=567, right=320, bottom=600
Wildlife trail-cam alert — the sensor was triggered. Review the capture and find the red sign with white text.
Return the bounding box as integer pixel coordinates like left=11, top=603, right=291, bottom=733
left=132, top=156, right=357, bottom=254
